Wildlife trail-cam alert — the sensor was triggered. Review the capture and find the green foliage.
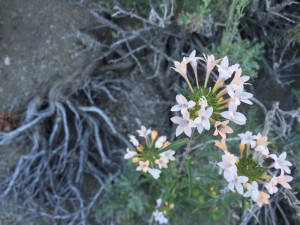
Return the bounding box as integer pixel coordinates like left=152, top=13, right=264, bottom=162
left=95, top=163, right=151, bottom=224
left=215, top=38, right=264, bottom=78
left=177, top=0, right=264, bottom=78
left=161, top=138, right=188, bottom=152
left=214, top=0, right=264, bottom=78
left=199, top=0, right=212, bottom=15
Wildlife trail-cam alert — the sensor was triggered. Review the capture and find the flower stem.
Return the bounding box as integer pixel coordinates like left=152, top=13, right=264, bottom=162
left=204, top=72, right=210, bottom=88
left=185, top=78, right=194, bottom=93
left=212, top=79, right=224, bottom=93
left=242, top=196, right=246, bottom=212
left=178, top=130, right=195, bottom=173
left=194, top=70, right=199, bottom=89
left=216, top=88, right=227, bottom=99
left=246, top=144, right=250, bottom=158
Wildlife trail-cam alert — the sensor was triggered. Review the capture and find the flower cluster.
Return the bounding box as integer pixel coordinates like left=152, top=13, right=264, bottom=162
left=217, top=131, right=293, bottom=207
left=124, top=126, right=175, bottom=179
left=152, top=198, right=174, bottom=224
left=171, top=51, right=253, bottom=137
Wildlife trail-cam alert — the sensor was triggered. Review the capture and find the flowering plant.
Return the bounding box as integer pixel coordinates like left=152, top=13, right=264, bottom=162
left=122, top=51, right=295, bottom=224
left=217, top=131, right=293, bottom=207
left=171, top=51, right=253, bottom=138
left=124, top=126, right=175, bottom=179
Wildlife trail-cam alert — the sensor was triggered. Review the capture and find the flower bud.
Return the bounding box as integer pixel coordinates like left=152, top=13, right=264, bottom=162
left=136, top=145, right=144, bottom=152
left=162, top=141, right=171, bottom=148
left=132, top=157, right=140, bottom=163
left=151, top=130, right=158, bottom=141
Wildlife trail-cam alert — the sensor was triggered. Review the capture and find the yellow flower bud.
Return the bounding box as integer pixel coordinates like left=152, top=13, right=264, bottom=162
left=239, top=142, right=245, bottom=155
left=151, top=130, right=158, bottom=141
left=162, top=141, right=171, bottom=148
left=132, top=157, right=140, bottom=163
left=136, top=145, right=144, bottom=152
left=261, top=174, right=271, bottom=180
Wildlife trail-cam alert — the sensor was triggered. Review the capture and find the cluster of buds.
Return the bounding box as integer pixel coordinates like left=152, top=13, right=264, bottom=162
left=124, top=126, right=175, bottom=179
left=217, top=131, right=293, bottom=207
left=152, top=198, right=174, bottom=224
left=171, top=50, right=253, bottom=137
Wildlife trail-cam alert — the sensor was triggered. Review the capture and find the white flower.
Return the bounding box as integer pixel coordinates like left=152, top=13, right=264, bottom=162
left=218, top=151, right=238, bottom=170
left=217, top=56, right=239, bottom=81
left=136, top=160, right=149, bottom=173
left=228, top=175, right=249, bottom=195
left=194, top=107, right=213, bottom=133
left=255, top=145, right=269, bottom=156
left=213, top=120, right=233, bottom=139
left=202, top=54, right=220, bottom=75
left=155, top=156, right=169, bottom=169
left=265, top=176, right=278, bottom=194
left=238, top=131, right=256, bottom=148
left=269, top=152, right=292, bottom=174
left=228, top=90, right=253, bottom=106
left=220, top=103, right=246, bottom=125
left=148, top=168, right=161, bottom=179
left=230, top=90, right=253, bottom=106
left=129, top=135, right=139, bottom=146
left=153, top=210, right=168, bottom=224
left=137, top=126, right=151, bottom=138
left=277, top=170, right=293, bottom=189
left=198, top=96, right=208, bottom=109
left=159, top=150, right=175, bottom=161
left=254, top=133, right=269, bottom=156
left=244, top=181, right=259, bottom=201
left=231, top=68, right=250, bottom=86
left=124, top=148, right=137, bottom=159
left=156, top=198, right=162, bottom=207
left=226, top=82, right=244, bottom=98
left=155, top=136, right=167, bottom=148
left=187, top=50, right=202, bottom=76
left=171, top=94, right=196, bottom=114
left=171, top=111, right=197, bottom=137
left=172, top=57, right=189, bottom=80
left=218, top=152, right=238, bottom=181
left=256, top=191, right=270, bottom=207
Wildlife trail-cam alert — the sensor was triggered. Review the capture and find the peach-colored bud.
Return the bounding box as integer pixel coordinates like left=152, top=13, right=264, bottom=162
left=169, top=203, right=174, bottom=209
left=215, top=139, right=227, bottom=152
left=239, top=142, right=245, bottom=155
left=162, top=141, right=171, bottom=148
left=132, top=157, right=140, bottom=163
left=195, top=111, right=199, bottom=116
left=136, top=145, right=144, bottom=152
left=151, top=130, right=158, bottom=141
left=261, top=174, right=271, bottom=180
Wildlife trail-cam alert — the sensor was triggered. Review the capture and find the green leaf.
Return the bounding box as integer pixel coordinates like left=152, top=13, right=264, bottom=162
left=160, top=138, right=188, bottom=152
left=175, top=84, right=189, bottom=99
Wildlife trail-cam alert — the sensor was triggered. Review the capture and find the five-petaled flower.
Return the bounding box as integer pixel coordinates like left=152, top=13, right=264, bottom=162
left=171, top=111, right=197, bottom=137
left=269, top=152, right=292, bottom=174
left=213, top=120, right=233, bottom=139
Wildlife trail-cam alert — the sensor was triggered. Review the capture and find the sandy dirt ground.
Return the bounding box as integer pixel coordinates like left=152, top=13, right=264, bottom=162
left=0, top=0, right=97, bottom=111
